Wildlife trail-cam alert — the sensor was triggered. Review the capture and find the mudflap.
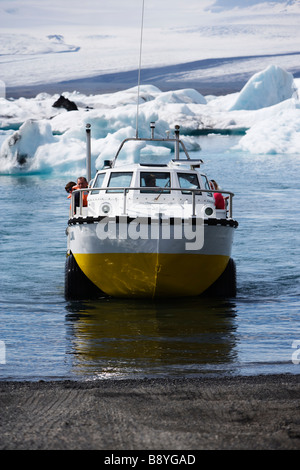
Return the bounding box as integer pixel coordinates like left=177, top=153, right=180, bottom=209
left=202, top=258, right=237, bottom=298
left=64, top=252, right=104, bottom=300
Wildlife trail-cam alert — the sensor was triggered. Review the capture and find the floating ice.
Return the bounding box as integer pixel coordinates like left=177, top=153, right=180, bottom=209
left=154, top=89, right=206, bottom=105
left=230, top=65, right=298, bottom=111
left=0, top=65, right=300, bottom=174
left=235, top=106, right=300, bottom=154
left=0, top=119, right=55, bottom=173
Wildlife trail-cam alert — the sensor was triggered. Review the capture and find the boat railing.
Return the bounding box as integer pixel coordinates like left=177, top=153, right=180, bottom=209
left=71, top=187, right=235, bottom=219
left=111, top=136, right=191, bottom=166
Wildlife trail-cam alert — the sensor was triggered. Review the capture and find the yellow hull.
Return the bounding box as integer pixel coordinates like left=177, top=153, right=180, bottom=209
left=74, top=252, right=229, bottom=298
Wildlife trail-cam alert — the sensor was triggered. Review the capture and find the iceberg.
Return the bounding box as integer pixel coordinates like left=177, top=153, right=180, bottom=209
left=236, top=107, right=300, bottom=154
left=0, top=119, right=55, bottom=172
left=230, top=65, right=298, bottom=111
left=0, top=65, right=300, bottom=174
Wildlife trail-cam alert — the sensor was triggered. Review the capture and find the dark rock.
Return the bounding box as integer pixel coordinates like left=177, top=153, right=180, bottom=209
left=52, top=95, right=78, bottom=111
left=17, top=153, right=27, bottom=165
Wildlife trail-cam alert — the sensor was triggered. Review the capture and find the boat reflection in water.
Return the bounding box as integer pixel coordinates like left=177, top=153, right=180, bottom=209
left=65, top=297, right=238, bottom=379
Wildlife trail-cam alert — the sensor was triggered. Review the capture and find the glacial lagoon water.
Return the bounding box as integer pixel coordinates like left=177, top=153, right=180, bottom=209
left=0, top=135, right=300, bottom=381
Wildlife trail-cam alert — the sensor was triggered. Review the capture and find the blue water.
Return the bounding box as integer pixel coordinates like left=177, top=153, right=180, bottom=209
left=0, top=134, right=300, bottom=381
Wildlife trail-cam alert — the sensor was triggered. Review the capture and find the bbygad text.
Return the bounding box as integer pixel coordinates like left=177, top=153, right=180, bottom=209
left=104, top=453, right=196, bottom=466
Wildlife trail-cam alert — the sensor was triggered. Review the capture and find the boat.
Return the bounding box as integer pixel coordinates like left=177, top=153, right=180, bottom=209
left=65, top=122, right=238, bottom=299
left=65, top=1, right=238, bottom=300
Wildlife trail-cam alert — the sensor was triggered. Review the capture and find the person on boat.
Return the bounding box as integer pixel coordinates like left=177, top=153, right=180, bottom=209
left=77, top=176, right=89, bottom=200
left=66, top=177, right=89, bottom=213
left=144, top=174, right=157, bottom=187
left=142, top=173, right=161, bottom=193
left=65, top=181, right=78, bottom=214
left=209, top=180, right=225, bottom=210
left=65, top=181, right=76, bottom=195
left=73, top=176, right=89, bottom=208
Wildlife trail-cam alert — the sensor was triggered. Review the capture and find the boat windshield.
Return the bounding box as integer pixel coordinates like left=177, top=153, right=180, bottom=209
left=140, top=172, right=171, bottom=193
left=106, top=172, right=133, bottom=193
left=200, top=174, right=213, bottom=196
left=91, top=172, right=105, bottom=194
left=178, top=173, right=201, bottom=195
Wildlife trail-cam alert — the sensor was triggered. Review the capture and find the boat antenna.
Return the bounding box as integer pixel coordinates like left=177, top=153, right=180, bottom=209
left=136, top=0, right=145, bottom=139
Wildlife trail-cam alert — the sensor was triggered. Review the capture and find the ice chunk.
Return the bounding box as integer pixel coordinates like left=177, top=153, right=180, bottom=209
left=236, top=107, right=300, bottom=154
left=230, top=65, right=297, bottom=111
left=0, top=119, right=55, bottom=172
left=154, top=89, right=206, bottom=105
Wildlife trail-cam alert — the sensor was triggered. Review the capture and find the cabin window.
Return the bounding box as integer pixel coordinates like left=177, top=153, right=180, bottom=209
left=91, top=173, right=105, bottom=194
left=200, top=174, right=212, bottom=196
left=140, top=172, right=171, bottom=194
left=106, top=172, right=133, bottom=193
left=178, top=173, right=201, bottom=195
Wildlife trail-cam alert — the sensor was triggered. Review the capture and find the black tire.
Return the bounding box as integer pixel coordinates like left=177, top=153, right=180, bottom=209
left=202, top=258, right=237, bottom=298
left=64, top=252, right=103, bottom=300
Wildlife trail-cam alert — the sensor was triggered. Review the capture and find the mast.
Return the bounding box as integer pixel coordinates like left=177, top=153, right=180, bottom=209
left=86, top=123, right=91, bottom=182
left=136, top=0, right=145, bottom=139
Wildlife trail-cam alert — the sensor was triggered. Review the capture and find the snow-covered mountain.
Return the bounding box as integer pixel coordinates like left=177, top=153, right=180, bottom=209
left=0, top=0, right=299, bottom=94
left=208, top=0, right=300, bottom=12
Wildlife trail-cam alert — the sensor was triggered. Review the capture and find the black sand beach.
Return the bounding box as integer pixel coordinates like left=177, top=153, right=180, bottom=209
left=1, top=374, right=299, bottom=450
